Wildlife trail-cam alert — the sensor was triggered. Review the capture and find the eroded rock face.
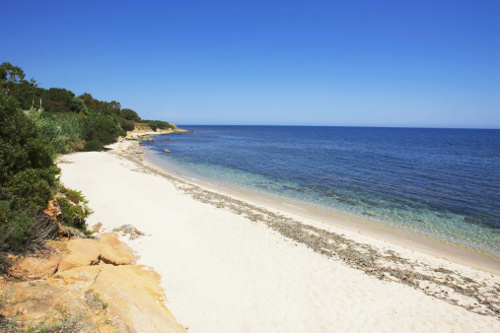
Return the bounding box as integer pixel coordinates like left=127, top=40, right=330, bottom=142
left=59, top=233, right=136, bottom=272
left=1, top=233, right=185, bottom=332
left=93, top=265, right=186, bottom=333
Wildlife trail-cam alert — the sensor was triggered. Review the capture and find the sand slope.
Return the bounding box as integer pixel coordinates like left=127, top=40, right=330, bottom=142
left=58, top=141, right=499, bottom=332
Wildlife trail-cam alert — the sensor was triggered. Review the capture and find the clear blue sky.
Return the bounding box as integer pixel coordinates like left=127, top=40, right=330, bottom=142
left=3, top=0, right=499, bottom=128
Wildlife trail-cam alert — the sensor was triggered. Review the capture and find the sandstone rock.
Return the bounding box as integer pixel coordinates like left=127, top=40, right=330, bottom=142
left=0, top=280, right=85, bottom=322
left=98, top=233, right=136, bottom=265
left=92, top=265, right=186, bottom=333
left=59, top=233, right=136, bottom=271
left=7, top=255, right=59, bottom=280
left=56, top=265, right=101, bottom=286
left=59, top=239, right=101, bottom=271
left=1, top=234, right=185, bottom=332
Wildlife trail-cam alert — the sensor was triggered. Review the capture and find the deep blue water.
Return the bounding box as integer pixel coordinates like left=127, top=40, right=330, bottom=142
left=143, top=126, right=500, bottom=259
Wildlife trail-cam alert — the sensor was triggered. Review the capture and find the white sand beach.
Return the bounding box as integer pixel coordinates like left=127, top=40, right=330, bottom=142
left=58, top=140, right=500, bottom=332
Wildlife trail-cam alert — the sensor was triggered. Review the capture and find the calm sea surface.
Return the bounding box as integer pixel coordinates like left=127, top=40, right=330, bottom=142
left=143, top=126, right=500, bottom=259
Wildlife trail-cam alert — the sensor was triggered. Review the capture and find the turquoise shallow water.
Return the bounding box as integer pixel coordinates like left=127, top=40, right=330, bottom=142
left=143, top=126, right=500, bottom=259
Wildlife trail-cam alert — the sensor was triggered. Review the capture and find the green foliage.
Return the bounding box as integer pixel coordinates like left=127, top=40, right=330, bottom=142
left=79, top=92, right=121, bottom=116
left=144, top=120, right=175, bottom=131
left=0, top=200, right=37, bottom=252
left=34, top=112, right=86, bottom=154
left=112, top=115, right=135, bottom=132
left=9, top=80, right=42, bottom=110
left=0, top=62, right=25, bottom=89
left=0, top=89, right=57, bottom=187
left=0, top=87, right=59, bottom=252
left=120, top=108, right=141, bottom=122
left=57, top=185, right=93, bottom=230
left=40, top=88, right=76, bottom=113
left=68, top=97, right=89, bottom=115
left=83, top=140, right=104, bottom=151
left=84, top=113, right=125, bottom=150
left=3, top=167, right=59, bottom=212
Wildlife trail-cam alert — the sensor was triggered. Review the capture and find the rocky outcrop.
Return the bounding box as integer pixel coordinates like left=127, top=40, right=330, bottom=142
left=1, top=233, right=186, bottom=332
left=131, top=123, right=154, bottom=133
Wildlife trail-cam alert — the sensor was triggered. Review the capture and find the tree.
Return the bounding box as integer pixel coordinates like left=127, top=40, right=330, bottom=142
left=0, top=62, right=26, bottom=85
left=0, top=86, right=59, bottom=234
left=120, top=108, right=141, bottom=122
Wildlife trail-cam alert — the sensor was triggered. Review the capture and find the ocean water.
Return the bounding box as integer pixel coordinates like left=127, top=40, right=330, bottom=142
left=143, top=126, right=500, bottom=259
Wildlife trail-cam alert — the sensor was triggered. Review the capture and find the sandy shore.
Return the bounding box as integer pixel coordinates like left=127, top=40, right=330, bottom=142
left=58, top=140, right=500, bottom=332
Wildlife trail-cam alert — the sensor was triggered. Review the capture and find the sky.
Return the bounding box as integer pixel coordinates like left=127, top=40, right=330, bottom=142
left=2, top=0, right=499, bottom=128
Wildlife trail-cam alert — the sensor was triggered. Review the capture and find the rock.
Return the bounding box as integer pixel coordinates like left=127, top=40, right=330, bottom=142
left=0, top=234, right=186, bottom=332
left=98, top=233, right=136, bottom=266
left=0, top=280, right=85, bottom=322
left=7, top=253, right=60, bottom=280
left=164, top=149, right=171, bottom=153
left=59, top=239, right=102, bottom=271
left=92, top=265, right=186, bottom=333
left=59, top=233, right=136, bottom=271
left=56, top=265, right=102, bottom=287
left=92, top=222, right=103, bottom=233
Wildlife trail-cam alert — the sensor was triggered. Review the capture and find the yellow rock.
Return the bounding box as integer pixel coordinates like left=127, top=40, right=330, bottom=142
left=7, top=255, right=60, bottom=280
left=59, top=238, right=101, bottom=271
left=92, top=265, right=186, bottom=333
left=99, top=233, right=136, bottom=265
left=59, top=233, right=136, bottom=272
left=56, top=265, right=101, bottom=285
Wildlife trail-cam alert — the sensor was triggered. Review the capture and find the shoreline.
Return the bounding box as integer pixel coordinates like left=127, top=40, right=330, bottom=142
left=142, top=141, right=500, bottom=275
left=58, top=139, right=500, bottom=331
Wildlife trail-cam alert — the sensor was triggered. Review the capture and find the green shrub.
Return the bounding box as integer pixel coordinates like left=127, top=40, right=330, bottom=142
left=83, top=140, right=103, bottom=151
left=3, top=167, right=58, bottom=212
left=120, top=108, right=141, bottom=122
left=144, top=120, right=175, bottom=131
left=33, top=112, right=86, bottom=154
left=0, top=88, right=61, bottom=252
left=0, top=200, right=38, bottom=252
left=84, top=113, right=125, bottom=150
left=57, top=185, right=93, bottom=230
left=113, top=115, right=135, bottom=132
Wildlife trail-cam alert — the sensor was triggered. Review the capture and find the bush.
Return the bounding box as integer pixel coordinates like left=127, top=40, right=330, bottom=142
left=0, top=89, right=57, bottom=188
left=113, top=115, right=135, bottom=132
left=34, top=113, right=86, bottom=154
left=57, top=185, right=93, bottom=230
left=84, top=113, right=125, bottom=150
left=83, top=140, right=103, bottom=151
left=0, top=200, right=37, bottom=252
left=3, top=167, right=59, bottom=212
left=0, top=88, right=60, bottom=252
left=120, top=108, right=141, bottom=122
left=144, top=120, right=175, bottom=131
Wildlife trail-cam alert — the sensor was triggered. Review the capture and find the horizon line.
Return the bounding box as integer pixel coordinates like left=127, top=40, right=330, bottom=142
left=175, top=124, right=500, bottom=130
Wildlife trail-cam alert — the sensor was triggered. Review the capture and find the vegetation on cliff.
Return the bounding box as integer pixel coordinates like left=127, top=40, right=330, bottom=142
left=0, top=61, right=154, bottom=262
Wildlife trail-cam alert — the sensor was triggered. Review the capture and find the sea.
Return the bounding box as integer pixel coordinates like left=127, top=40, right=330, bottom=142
left=142, top=126, right=500, bottom=260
